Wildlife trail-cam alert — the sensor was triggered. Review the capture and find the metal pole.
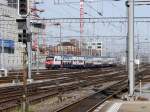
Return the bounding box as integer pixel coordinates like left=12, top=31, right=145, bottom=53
left=27, top=15, right=32, bottom=82
left=101, top=43, right=102, bottom=57
left=139, top=80, right=142, bottom=96
left=36, top=30, right=40, bottom=74
left=22, top=47, right=28, bottom=112
left=59, top=24, right=63, bottom=68
left=1, top=34, right=4, bottom=69
left=126, top=34, right=128, bottom=71
left=137, top=37, right=140, bottom=71
left=126, top=3, right=129, bottom=72
left=127, top=0, right=135, bottom=97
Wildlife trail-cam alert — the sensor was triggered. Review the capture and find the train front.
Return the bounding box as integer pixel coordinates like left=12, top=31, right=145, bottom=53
left=45, top=56, right=54, bottom=69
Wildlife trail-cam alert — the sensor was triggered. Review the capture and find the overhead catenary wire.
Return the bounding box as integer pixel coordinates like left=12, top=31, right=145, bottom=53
left=60, top=0, right=94, bottom=17
left=85, top=2, right=103, bottom=16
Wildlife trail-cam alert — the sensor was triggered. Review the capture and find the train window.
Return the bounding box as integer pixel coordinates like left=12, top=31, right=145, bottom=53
left=46, top=57, right=54, bottom=61
left=55, top=58, right=61, bottom=61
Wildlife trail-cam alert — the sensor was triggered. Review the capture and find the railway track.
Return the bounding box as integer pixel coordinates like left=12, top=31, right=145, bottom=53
left=0, top=69, right=81, bottom=84
left=0, top=66, right=148, bottom=112
left=55, top=80, right=128, bottom=112
left=0, top=67, right=126, bottom=111
left=54, top=67, right=148, bottom=112
left=0, top=67, right=116, bottom=84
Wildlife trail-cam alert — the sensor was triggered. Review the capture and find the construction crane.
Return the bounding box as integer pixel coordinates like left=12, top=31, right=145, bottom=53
left=31, top=1, right=45, bottom=50
left=80, top=0, right=84, bottom=55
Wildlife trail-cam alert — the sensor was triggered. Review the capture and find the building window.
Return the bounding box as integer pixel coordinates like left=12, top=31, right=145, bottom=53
left=97, top=43, right=102, bottom=45
left=7, top=0, right=18, bottom=8
left=0, top=39, right=15, bottom=54
left=97, top=46, right=101, bottom=49
left=88, top=46, right=92, bottom=49
left=0, top=47, right=14, bottom=54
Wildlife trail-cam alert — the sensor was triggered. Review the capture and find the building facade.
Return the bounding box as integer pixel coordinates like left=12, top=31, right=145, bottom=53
left=49, top=41, right=81, bottom=56
left=0, top=1, right=24, bottom=70
left=0, top=0, right=45, bottom=70
left=86, top=39, right=102, bottom=56
left=48, top=38, right=102, bottom=57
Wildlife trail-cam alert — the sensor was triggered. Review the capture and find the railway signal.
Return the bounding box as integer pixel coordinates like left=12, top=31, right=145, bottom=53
left=18, top=30, right=27, bottom=44
left=18, top=0, right=29, bottom=17
left=16, top=19, right=31, bottom=44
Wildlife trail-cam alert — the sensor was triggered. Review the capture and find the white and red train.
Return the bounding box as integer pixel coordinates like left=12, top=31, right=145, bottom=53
left=45, top=55, right=116, bottom=69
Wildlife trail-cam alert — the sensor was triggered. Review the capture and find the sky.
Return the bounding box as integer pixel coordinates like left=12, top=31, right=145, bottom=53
left=35, top=0, right=150, bottom=57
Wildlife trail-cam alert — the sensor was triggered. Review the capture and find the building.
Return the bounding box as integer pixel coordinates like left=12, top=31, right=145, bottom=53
left=48, top=38, right=102, bottom=57
left=70, top=39, right=80, bottom=48
left=0, top=1, right=23, bottom=70
left=0, top=0, right=45, bottom=70
left=49, top=40, right=81, bottom=56
left=86, top=39, right=102, bottom=56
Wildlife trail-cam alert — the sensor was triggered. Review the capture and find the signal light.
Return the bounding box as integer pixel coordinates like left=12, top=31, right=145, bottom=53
left=18, top=0, right=28, bottom=17
left=18, top=30, right=27, bottom=44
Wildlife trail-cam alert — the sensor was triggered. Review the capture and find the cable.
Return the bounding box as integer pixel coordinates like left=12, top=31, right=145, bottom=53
left=61, top=5, right=76, bottom=17
left=63, top=0, right=94, bottom=17
left=110, top=1, right=126, bottom=17
left=85, top=2, right=103, bottom=16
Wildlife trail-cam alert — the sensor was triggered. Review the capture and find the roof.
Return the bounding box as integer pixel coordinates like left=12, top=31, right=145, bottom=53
left=58, top=42, right=75, bottom=46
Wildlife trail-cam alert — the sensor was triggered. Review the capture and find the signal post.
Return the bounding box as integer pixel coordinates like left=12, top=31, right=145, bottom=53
left=17, top=0, right=32, bottom=111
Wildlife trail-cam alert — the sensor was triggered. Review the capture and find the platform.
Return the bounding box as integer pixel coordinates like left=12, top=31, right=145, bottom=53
left=94, top=101, right=150, bottom=112
left=94, top=82, right=150, bottom=112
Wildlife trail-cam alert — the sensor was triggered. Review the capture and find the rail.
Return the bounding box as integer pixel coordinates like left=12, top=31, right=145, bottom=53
left=55, top=80, right=128, bottom=112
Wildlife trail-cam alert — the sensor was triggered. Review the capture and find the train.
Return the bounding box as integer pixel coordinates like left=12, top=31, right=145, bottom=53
left=45, top=55, right=117, bottom=69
